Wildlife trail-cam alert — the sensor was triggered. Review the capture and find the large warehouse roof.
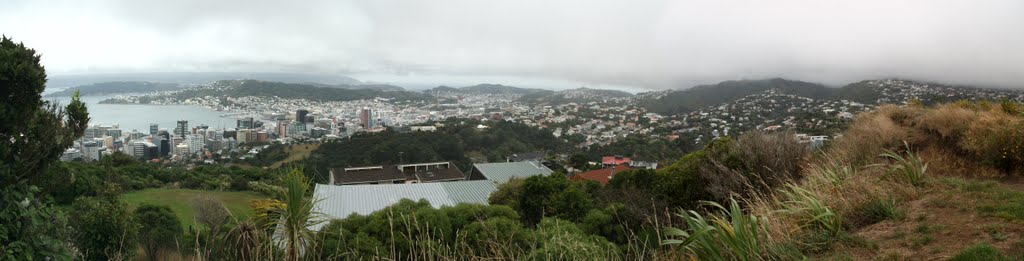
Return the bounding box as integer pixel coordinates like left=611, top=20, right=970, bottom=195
left=310, top=180, right=496, bottom=230
left=472, top=161, right=553, bottom=183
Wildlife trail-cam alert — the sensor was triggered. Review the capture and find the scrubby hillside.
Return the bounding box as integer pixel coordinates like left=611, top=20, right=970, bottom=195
left=663, top=101, right=1024, bottom=260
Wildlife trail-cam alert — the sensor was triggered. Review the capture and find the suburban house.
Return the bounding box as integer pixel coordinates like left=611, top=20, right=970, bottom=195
left=328, top=161, right=466, bottom=185
left=601, top=155, right=631, bottom=167
left=570, top=165, right=631, bottom=185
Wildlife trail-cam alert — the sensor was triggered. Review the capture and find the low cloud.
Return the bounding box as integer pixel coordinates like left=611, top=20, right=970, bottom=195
left=3, top=0, right=1023, bottom=89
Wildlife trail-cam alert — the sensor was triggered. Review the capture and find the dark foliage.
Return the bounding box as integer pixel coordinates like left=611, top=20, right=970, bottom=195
left=641, top=78, right=833, bottom=114
left=0, top=36, right=89, bottom=259
left=134, top=204, right=183, bottom=261
left=303, top=118, right=569, bottom=183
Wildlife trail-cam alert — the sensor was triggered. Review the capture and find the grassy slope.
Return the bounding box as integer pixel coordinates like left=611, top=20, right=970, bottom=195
left=270, top=144, right=319, bottom=169
left=756, top=104, right=1024, bottom=260
left=122, top=189, right=266, bottom=229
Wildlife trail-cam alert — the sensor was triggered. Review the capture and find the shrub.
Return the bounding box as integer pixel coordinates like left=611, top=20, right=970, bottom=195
left=529, top=218, right=621, bottom=260
left=134, top=204, right=183, bottom=260
left=698, top=131, right=809, bottom=203
left=961, top=116, right=1024, bottom=173
left=70, top=197, right=139, bottom=260
left=880, top=141, right=928, bottom=187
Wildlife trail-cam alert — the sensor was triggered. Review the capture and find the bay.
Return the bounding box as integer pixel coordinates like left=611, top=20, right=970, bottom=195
left=47, top=95, right=235, bottom=133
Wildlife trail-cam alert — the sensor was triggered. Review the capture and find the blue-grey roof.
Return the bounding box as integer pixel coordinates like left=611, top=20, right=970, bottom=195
left=473, top=161, right=553, bottom=183
left=311, top=180, right=497, bottom=230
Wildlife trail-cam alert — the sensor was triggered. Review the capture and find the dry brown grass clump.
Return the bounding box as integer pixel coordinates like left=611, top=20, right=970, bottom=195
left=745, top=102, right=1024, bottom=258
left=827, top=105, right=908, bottom=165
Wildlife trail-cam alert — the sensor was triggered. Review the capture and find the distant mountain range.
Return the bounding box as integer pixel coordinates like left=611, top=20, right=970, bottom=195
left=44, top=81, right=181, bottom=97
left=223, top=80, right=423, bottom=101
left=637, top=77, right=1024, bottom=115
left=427, top=84, right=553, bottom=95
left=46, top=72, right=363, bottom=89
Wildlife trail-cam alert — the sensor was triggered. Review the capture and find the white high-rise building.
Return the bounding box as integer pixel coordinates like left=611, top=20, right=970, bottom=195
left=185, top=134, right=205, bottom=154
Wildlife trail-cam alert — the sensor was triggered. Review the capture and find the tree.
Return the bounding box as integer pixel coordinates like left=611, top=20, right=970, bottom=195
left=191, top=195, right=231, bottom=232
left=134, top=204, right=183, bottom=261
left=70, top=197, right=138, bottom=260
left=517, top=174, right=594, bottom=225
left=0, top=36, right=89, bottom=259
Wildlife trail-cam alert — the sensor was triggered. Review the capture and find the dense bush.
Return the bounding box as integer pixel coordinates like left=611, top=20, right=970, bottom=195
left=316, top=200, right=521, bottom=259
left=304, top=118, right=570, bottom=183
left=70, top=197, right=139, bottom=260
left=134, top=204, right=183, bottom=260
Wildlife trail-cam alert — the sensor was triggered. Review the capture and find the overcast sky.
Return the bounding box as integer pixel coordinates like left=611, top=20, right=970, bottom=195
left=3, top=0, right=1023, bottom=90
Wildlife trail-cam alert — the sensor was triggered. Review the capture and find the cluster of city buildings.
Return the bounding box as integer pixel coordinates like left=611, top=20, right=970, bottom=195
left=62, top=101, right=413, bottom=162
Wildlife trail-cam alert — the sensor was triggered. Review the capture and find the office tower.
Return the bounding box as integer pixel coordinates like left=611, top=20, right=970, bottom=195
left=175, top=120, right=188, bottom=138
left=296, top=109, right=309, bottom=123
left=149, top=123, right=158, bottom=135
left=277, top=121, right=290, bottom=138
left=359, top=107, right=372, bottom=128
left=185, top=134, right=205, bottom=154
left=106, top=128, right=122, bottom=138
left=159, top=138, right=170, bottom=156
left=237, top=117, right=255, bottom=129
left=192, top=124, right=209, bottom=135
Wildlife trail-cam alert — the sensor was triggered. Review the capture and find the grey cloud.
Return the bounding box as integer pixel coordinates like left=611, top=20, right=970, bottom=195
left=2, top=0, right=1023, bottom=90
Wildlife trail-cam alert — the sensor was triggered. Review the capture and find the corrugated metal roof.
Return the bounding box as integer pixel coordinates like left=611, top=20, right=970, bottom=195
left=473, top=161, right=553, bottom=183
left=311, top=180, right=497, bottom=231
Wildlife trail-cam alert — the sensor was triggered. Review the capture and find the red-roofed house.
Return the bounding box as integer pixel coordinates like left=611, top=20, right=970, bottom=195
left=601, top=156, right=631, bottom=167
left=570, top=165, right=632, bottom=185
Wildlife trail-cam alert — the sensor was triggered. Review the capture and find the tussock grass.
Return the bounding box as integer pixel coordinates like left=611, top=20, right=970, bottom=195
left=879, top=141, right=929, bottom=187
left=662, top=199, right=779, bottom=261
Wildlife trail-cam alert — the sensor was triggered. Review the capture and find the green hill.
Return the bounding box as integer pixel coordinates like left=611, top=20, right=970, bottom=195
left=45, top=81, right=180, bottom=97
left=640, top=78, right=833, bottom=114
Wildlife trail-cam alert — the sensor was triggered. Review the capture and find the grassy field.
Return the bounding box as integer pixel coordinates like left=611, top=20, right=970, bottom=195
left=122, top=189, right=267, bottom=229
left=270, top=143, right=320, bottom=168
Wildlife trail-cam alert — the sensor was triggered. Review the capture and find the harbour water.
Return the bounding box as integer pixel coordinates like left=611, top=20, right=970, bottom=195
left=47, top=95, right=236, bottom=133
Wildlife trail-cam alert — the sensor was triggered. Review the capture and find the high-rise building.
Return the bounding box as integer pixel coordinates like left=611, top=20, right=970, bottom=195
left=237, top=117, right=255, bottom=129
left=359, top=108, right=372, bottom=128
left=185, top=134, right=205, bottom=154
left=175, top=120, right=189, bottom=138
left=149, top=123, right=158, bottom=135
left=296, top=109, right=309, bottom=123
left=276, top=121, right=290, bottom=138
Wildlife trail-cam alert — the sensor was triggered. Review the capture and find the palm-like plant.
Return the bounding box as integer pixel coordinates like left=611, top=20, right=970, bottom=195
left=662, top=199, right=770, bottom=261
left=276, top=169, right=325, bottom=261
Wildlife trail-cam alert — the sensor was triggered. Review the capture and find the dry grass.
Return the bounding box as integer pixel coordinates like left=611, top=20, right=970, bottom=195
left=744, top=102, right=1024, bottom=259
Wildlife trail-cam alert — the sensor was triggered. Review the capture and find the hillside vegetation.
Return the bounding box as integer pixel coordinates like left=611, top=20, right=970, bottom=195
left=45, top=81, right=180, bottom=97
left=663, top=101, right=1024, bottom=260
left=640, top=78, right=833, bottom=114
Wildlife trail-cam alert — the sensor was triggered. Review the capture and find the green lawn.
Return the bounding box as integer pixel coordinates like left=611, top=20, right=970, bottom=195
left=122, top=189, right=267, bottom=229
